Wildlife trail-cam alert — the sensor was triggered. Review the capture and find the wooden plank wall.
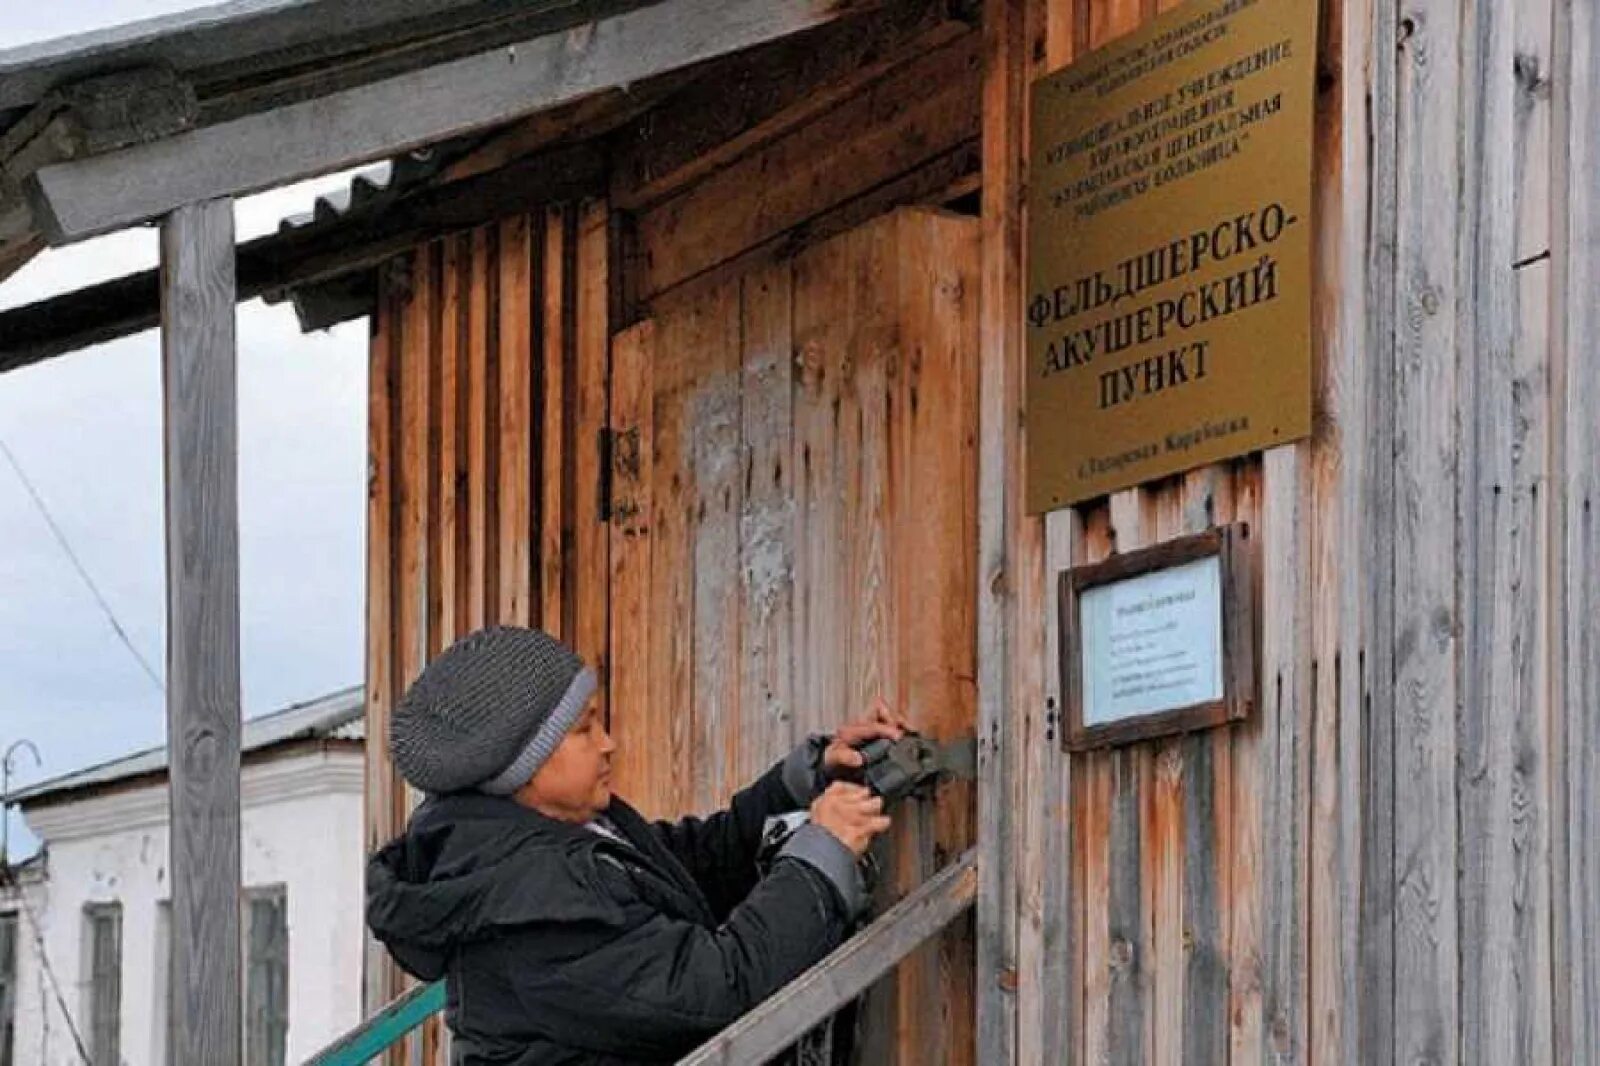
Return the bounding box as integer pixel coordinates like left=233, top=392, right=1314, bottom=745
left=607, top=208, right=979, bottom=1065
left=617, top=18, right=984, bottom=313
left=990, top=0, right=1600, bottom=1061
left=364, top=200, right=610, bottom=1059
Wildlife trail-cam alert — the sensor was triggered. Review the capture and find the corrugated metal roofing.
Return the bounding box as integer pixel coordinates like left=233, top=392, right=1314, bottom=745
left=8, top=684, right=364, bottom=805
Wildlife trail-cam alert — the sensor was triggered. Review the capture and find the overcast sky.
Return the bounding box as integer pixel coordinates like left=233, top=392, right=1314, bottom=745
left=2, top=3, right=369, bottom=858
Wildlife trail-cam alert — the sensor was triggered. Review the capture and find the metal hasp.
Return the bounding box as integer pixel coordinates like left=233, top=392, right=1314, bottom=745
left=849, top=732, right=977, bottom=801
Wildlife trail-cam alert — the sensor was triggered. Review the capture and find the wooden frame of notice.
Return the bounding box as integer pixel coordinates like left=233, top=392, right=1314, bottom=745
left=1059, top=523, right=1255, bottom=752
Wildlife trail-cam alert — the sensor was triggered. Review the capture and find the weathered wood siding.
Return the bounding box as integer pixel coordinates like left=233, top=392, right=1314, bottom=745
left=988, top=0, right=1600, bottom=1061
left=615, top=16, right=983, bottom=313
left=608, top=207, right=979, bottom=1065
left=364, top=201, right=610, bottom=1059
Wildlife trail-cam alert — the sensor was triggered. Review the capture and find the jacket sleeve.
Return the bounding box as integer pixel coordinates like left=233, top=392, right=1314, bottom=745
left=501, top=854, right=851, bottom=1061
left=649, top=737, right=826, bottom=920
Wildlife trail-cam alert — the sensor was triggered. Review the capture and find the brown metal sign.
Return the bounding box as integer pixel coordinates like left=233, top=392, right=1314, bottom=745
left=1025, top=0, right=1318, bottom=511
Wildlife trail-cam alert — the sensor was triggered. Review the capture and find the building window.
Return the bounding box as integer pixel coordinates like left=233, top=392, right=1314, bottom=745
left=83, top=902, right=121, bottom=1066
left=1, top=911, right=17, bottom=1066
left=245, top=887, right=288, bottom=1066
left=155, top=900, right=171, bottom=1066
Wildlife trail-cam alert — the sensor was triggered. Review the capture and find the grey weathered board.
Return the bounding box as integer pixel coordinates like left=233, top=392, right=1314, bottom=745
left=27, top=0, right=885, bottom=242
left=159, top=197, right=243, bottom=1066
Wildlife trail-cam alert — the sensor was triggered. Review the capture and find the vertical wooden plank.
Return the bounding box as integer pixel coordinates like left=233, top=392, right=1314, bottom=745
left=1085, top=0, right=1160, bottom=1057
left=791, top=234, right=852, bottom=747
left=686, top=280, right=744, bottom=810
left=1553, top=0, right=1600, bottom=1058
left=796, top=226, right=893, bottom=1061
left=540, top=205, right=567, bottom=637
left=791, top=229, right=888, bottom=1063
left=1359, top=0, right=1401, bottom=1060
left=1148, top=3, right=1213, bottom=1058
left=976, top=0, right=1033, bottom=1059
left=1148, top=726, right=1184, bottom=1066
left=1180, top=487, right=1232, bottom=1066
left=1102, top=490, right=1153, bottom=1066
left=397, top=246, right=434, bottom=699
left=465, top=226, right=494, bottom=633
left=895, top=210, right=980, bottom=1066
left=1257, top=443, right=1312, bottom=1066
left=364, top=270, right=400, bottom=1016
left=498, top=214, right=534, bottom=626
left=1459, top=0, right=1558, bottom=1061
left=737, top=262, right=796, bottom=785
left=422, top=240, right=465, bottom=1066
left=160, top=197, right=241, bottom=1066
left=1077, top=491, right=1118, bottom=1066
left=436, top=237, right=466, bottom=651
left=1309, top=0, right=1373, bottom=1055
left=607, top=322, right=660, bottom=812
left=646, top=299, right=696, bottom=821
left=574, top=199, right=611, bottom=720
left=1025, top=500, right=1077, bottom=1066
left=394, top=248, right=436, bottom=1066
left=1509, top=5, right=1556, bottom=1064
left=1019, top=6, right=1079, bottom=1066
left=851, top=218, right=902, bottom=1066
left=1393, top=0, right=1463, bottom=1059
left=1146, top=478, right=1188, bottom=1066
left=394, top=245, right=437, bottom=1063
left=1106, top=746, right=1146, bottom=1066
left=1146, top=482, right=1189, bottom=1066
left=1080, top=700, right=1113, bottom=1066
left=849, top=221, right=891, bottom=773
left=1227, top=462, right=1266, bottom=1066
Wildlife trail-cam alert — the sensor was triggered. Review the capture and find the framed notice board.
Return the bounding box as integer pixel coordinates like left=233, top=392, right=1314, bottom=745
left=1059, top=524, right=1255, bottom=751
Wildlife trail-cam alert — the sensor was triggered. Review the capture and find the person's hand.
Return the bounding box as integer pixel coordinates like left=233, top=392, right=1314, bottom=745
left=809, top=782, right=892, bottom=856
left=822, top=697, right=911, bottom=776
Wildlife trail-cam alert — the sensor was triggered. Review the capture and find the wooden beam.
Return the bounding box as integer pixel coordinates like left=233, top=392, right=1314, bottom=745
left=160, top=197, right=242, bottom=1066
left=0, top=143, right=602, bottom=371
left=607, top=0, right=964, bottom=210
left=676, top=851, right=978, bottom=1066
left=25, top=0, right=883, bottom=244
left=634, top=29, right=981, bottom=300
left=0, top=0, right=645, bottom=112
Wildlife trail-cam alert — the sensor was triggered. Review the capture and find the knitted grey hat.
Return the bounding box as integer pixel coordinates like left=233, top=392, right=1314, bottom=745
left=389, top=625, right=597, bottom=795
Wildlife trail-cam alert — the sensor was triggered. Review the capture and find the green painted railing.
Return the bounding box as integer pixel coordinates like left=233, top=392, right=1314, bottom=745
left=304, top=980, right=445, bottom=1066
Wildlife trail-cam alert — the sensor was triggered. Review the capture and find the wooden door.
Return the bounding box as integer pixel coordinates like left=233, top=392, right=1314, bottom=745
left=607, top=207, right=980, bottom=1064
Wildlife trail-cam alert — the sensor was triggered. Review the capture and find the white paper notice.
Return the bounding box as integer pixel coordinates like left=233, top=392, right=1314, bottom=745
left=1079, top=555, right=1224, bottom=726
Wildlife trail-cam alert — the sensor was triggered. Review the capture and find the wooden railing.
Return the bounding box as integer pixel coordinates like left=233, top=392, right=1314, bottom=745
left=677, top=850, right=977, bottom=1065
left=303, top=980, right=446, bottom=1066
left=301, top=851, right=977, bottom=1066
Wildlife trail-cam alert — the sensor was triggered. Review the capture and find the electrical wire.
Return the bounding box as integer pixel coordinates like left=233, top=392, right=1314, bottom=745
left=0, top=436, right=164, bottom=693
left=0, top=862, right=92, bottom=1065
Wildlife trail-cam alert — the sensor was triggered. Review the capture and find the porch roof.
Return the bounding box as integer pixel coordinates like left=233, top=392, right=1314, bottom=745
left=0, top=0, right=878, bottom=371
left=0, top=0, right=654, bottom=284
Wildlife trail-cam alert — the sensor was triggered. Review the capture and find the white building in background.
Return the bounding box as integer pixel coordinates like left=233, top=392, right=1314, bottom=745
left=0, top=687, right=366, bottom=1066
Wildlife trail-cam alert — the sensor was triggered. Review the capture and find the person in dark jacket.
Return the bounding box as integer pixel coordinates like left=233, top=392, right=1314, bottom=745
left=366, top=625, right=904, bottom=1065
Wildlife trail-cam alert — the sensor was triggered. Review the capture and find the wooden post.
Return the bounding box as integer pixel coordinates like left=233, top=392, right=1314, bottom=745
left=160, top=197, right=242, bottom=1066
left=975, top=2, right=1030, bottom=1063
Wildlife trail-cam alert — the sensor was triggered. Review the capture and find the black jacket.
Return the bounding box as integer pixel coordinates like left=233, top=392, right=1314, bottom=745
left=366, top=760, right=853, bottom=1065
